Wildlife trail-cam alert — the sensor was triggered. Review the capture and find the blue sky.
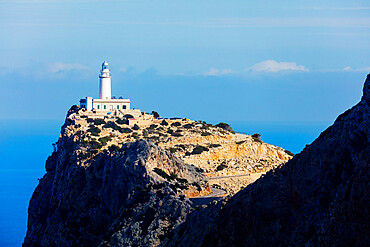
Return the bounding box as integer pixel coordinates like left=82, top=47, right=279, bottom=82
left=0, top=0, right=369, bottom=123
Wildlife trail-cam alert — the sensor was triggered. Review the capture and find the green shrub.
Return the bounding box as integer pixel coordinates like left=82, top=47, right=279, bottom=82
left=174, top=183, right=188, bottom=190
left=191, top=182, right=202, bottom=191
left=183, top=123, right=193, bottom=129
left=215, top=122, right=234, bottom=133
left=108, top=144, right=120, bottom=152
left=153, top=183, right=166, bottom=190
left=161, top=120, right=169, bottom=126
left=143, top=130, right=149, bottom=137
left=120, top=128, right=133, bottom=134
left=152, top=111, right=159, bottom=118
left=98, top=136, right=112, bottom=146
left=171, top=122, right=181, bottom=127
left=88, top=126, right=101, bottom=136
left=81, top=140, right=89, bottom=147
left=153, top=168, right=171, bottom=180
left=195, top=167, right=204, bottom=173
left=169, top=147, right=177, bottom=153
left=103, top=122, right=120, bottom=130
left=117, top=118, right=129, bottom=125
left=89, top=140, right=102, bottom=150
left=201, top=132, right=211, bottom=136
left=191, top=145, right=209, bottom=155
left=252, top=133, right=261, bottom=140
left=171, top=132, right=183, bottom=137
left=132, top=124, right=140, bottom=130
left=284, top=150, right=294, bottom=156
left=236, top=140, right=246, bottom=145
left=176, top=177, right=188, bottom=183
left=93, top=119, right=106, bottom=125
left=216, top=163, right=228, bottom=171
left=209, top=143, right=221, bottom=148
left=167, top=129, right=174, bottom=134
left=148, top=124, right=157, bottom=129
left=252, top=137, right=262, bottom=143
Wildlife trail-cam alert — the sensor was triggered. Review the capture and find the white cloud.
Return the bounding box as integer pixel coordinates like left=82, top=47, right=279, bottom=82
left=247, top=60, right=309, bottom=73
left=48, top=62, right=90, bottom=73
left=342, top=66, right=370, bottom=72
left=203, top=68, right=235, bottom=76
left=119, top=68, right=127, bottom=72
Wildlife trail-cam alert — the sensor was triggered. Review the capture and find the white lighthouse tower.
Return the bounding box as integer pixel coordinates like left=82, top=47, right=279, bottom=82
left=99, top=61, right=112, bottom=99
left=80, top=60, right=141, bottom=117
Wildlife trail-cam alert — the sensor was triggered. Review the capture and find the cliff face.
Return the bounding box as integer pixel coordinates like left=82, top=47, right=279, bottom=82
left=23, top=129, right=206, bottom=246
left=168, top=74, right=370, bottom=246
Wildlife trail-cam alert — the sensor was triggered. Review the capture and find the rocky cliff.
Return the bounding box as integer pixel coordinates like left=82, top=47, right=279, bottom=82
left=167, top=74, right=370, bottom=246
left=23, top=129, right=207, bottom=246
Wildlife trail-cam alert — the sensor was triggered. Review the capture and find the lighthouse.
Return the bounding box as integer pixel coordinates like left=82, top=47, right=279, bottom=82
left=99, top=61, right=112, bottom=99
left=80, top=61, right=137, bottom=115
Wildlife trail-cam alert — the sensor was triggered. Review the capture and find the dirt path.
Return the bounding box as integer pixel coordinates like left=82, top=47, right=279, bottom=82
left=207, top=172, right=266, bottom=180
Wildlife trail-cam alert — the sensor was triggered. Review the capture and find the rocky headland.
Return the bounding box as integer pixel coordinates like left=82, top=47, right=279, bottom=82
left=24, top=75, right=369, bottom=246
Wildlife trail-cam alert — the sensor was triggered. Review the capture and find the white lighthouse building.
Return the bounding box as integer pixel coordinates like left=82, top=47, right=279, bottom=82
left=79, top=61, right=140, bottom=118
left=99, top=61, right=112, bottom=100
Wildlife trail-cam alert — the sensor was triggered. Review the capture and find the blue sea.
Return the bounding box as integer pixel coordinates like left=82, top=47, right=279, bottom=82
left=0, top=119, right=331, bottom=246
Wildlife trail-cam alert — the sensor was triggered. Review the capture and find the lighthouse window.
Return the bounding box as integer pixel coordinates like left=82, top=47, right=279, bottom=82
left=122, top=105, right=127, bottom=109
left=97, top=105, right=100, bottom=109
left=104, top=105, right=106, bottom=109
left=117, top=105, right=119, bottom=109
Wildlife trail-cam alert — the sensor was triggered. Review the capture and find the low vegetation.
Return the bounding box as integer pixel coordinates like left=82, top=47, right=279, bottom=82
left=98, top=136, right=112, bottom=146
left=116, top=118, right=129, bottom=125
left=171, top=122, right=181, bottom=127
left=216, top=162, right=228, bottom=171
left=190, top=145, right=209, bottom=155
left=252, top=133, right=261, bottom=140
left=209, top=143, right=221, bottom=148
left=108, top=144, right=120, bottom=152
left=87, top=126, right=101, bottom=136
left=284, top=150, right=294, bottom=156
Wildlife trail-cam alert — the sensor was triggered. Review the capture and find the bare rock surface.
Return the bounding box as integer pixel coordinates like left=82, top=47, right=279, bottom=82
left=23, top=133, right=207, bottom=246
left=166, top=74, right=370, bottom=247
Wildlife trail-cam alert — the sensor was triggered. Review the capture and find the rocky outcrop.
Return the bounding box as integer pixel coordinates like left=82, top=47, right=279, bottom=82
left=167, top=74, right=370, bottom=246
left=23, top=131, right=207, bottom=246
left=59, top=108, right=292, bottom=195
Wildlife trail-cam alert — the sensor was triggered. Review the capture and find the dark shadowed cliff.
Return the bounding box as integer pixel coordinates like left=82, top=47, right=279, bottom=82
left=168, top=75, right=370, bottom=246
left=23, top=130, right=207, bottom=246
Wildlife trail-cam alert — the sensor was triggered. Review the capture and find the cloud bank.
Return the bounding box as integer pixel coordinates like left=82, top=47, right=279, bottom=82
left=203, top=68, right=235, bottom=76
left=343, top=66, right=370, bottom=72
left=247, top=60, right=309, bottom=73
left=48, top=62, right=90, bottom=73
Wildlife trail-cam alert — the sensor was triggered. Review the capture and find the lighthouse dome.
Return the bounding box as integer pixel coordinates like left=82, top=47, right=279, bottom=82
left=102, top=60, right=109, bottom=71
